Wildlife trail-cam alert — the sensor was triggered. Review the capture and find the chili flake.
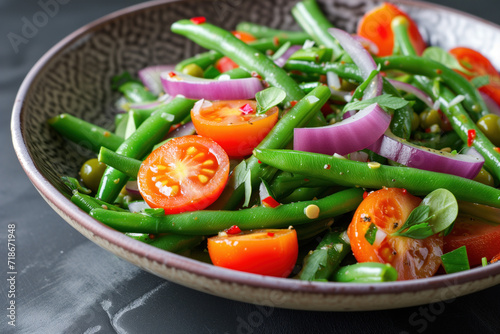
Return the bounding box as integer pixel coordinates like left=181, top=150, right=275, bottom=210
left=494, top=147, right=500, bottom=154
left=467, top=129, right=476, bottom=147
left=267, top=232, right=275, bottom=237
left=240, top=103, right=254, bottom=115
left=168, top=71, right=177, bottom=78
left=190, top=17, right=206, bottom=24
left=225, top=225, right=241, bottom=235
left=262, top=196, right=280, bottom=208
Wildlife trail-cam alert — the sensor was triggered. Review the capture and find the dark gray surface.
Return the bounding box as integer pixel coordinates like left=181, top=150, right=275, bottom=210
left=2, top=0, right=500, bottom=333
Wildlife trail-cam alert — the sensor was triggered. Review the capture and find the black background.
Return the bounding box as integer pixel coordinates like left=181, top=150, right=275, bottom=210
left=2, top=0, right=500, bottom=333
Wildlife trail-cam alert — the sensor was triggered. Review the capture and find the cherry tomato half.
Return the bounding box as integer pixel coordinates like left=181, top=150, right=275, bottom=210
left=357, top=2, right=426, bottom=56
left=137, top=135, right=230, bottom=214
left=191, top=100, right=279, bottom=157
left=449, top=47, right=500, bottom=107
left=348, top=188, right=443, bottom=280
left=207, top=228, right=298, bottom=277
left=444, top=214, right=500, bottom=267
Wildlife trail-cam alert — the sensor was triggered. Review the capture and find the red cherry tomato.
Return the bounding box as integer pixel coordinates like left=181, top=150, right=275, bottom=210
left=357, top=2, right=426, bottom=56
left=207, top=228, right=298, bottom=277
left=444, top=214, right=500, bottom=267
left=449, top=47, right=500, bottom=107
left=191, top=100, right=279, bottom=157
left=137, top=135, right=230, bottom=214
left=348, top=188, right=443, bottom=280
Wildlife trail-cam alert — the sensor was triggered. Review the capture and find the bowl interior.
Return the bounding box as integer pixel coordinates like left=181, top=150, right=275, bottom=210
left=13, top=0, right=500, bottom=311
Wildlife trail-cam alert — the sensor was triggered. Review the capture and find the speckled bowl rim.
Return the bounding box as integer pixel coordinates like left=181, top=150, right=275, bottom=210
left=11, top=0, right=500, bottom=309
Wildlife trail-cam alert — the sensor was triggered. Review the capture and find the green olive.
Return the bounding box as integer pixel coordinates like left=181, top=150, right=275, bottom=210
left=411, top=111, right=420, bottom=131
left=477, top=114, right=500, bottom=146
left=80, top=158, right=107, bottom=192
left=473, top=168, right=495, bottom=187
left=419, top=108, right=441, bottom=129
left=181, top=63, right=204, bottom=78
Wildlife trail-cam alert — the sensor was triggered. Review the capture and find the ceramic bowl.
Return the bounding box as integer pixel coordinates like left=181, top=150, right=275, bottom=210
left=12, top=0, right=500, bottom=311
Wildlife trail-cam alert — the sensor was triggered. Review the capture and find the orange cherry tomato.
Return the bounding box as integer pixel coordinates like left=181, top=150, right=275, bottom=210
left=444, top=214, right=500, bottom=267
left=191, top=100, right=279, bottom=157
left=207, top=228, right=298, bottom=277
left=357, top=2, right=426, bottom=56
left=449, top=47, right=500, bottom=107
left=215, top=31, right=257, bottom=73
left=137, top=135, right=230, bottom=214
left=347, top=188, right=443, bottom=280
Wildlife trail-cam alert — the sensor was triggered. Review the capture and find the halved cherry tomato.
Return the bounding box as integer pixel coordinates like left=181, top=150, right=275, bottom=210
left=191, top=100, right=279, bottom=157
left=449, top=47, right=500, bottom=107
left=347, top=188, right=443, bottom=280
left=215, top=31, right=257, bottom=73
left=444, top=214, right=500, bottom=267
left=137, top=135, right=230, bottom=214
left=207, top=228, right=298, bottom=277
left=357, top=2, right=426, bottom=56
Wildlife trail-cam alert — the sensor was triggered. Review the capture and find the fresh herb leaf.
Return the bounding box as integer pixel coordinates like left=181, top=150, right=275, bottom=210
left=421, top=188, right=458, bottom=234
left=143, top=208, right=165, bottom=217
left=343, top=94, right=409, bottom=113
left=364, top=223, right=378, bottom=245
left=470, top=75, right=490, bottom=89
left=242, top=168, right=252, bottom=207
left=391, top=205, right=433, bottom=239
left=299, top=248, right=330, bottom=281
left=423, top=47, right=474, bottom=75
left=255, top=87, right=286, bottom=114
left=61, top=176, right=91, bottom=194
left=441, top=246, right=470, bottom=274
left=350, top=66, right=381, bottom=101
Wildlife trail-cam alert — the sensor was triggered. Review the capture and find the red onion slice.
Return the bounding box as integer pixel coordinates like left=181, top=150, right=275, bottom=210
left=161, top=71, right=263, bottom=100
left=274, top=45, right=302, bottom=68
left=328, top=28, right=383, bottom=99
left=387, top=79, right=434, bottom=109
left=352, top=34, right=379, bottom=55
left=368, top=130, right=484, bottom=179
left=138, top=65, right=175, bottom=95
left=125, top=180, right=140, bottom=196
left=294, top=103, right=391, bottom=156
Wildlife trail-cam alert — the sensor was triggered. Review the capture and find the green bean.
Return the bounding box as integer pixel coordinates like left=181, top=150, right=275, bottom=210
left=48, top=113, right=124, bottom=153
left=291, top=0, right=343, bottom=59
left=215, top=67, right=251, bottom=79
left=235, top=22, right=309, bottom=39
left=333, top=262, right=398, bottom=283
left=254, top=148, right=500, bottom=208
left=211, top=85, right=331, bottom=210
left=269, top=172, right=335, bottom=199
left=96, top=97, right=195, bottom=203
left=89, top=187, right=364, bottom=235
left=118, top=82, right=157, bottom=103
left=71, top=191, right=126, bottom=213
left=411, top=131, right=463, bottom=151
left=285, top=59, right=361, bottom=82
left=175, top=50, right=223, bottom=71
left=299, top=82, right=323, bottom=94
left=126, top=233, right=204, bottom=254
left=280, top=187, right=327, bottom=204
left=295, top=218, right=334, bottom=241
left=298, top=228, right=350, bottom=281
left=171, top=19, right=305, bottom=104
left=98, top=147, right=141, bottom=178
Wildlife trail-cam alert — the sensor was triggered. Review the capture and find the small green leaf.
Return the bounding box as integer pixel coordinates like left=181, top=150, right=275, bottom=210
left=364, top=223, right=378, bottom=245
left=421, top=188, right=458, bottom=234
left=470, top=75, right=490, bottom=89
left=441, top=246, right=470, bottom=274
left=242, top=169, right=252, bottom=207
left=392, top=205, right=433, bottom=239
left=423, top=47, right=474, bottom=75
left=255, top=87, right=286, bottom=115
left=299, top=248, right=329, bottom=281
left=343, top=94, right=409, bottom=113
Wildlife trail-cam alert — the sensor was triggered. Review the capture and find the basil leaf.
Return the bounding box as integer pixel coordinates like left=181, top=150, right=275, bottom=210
left=299, top=248, right=330, bottom=281
left=421, top=188, right=458, bottom=234
left=392, top=205, right=433, bottom=239
left=364, top=223, right=378, bottom=245
left=255, top=87, right=286, bottom=115
left=343, top=94, right=409, bottom=113
left=423, top=47, right=473, bottom=75
left=471, top=75, right=490, bottom=89
left=441, top=246, right=470, bottom=274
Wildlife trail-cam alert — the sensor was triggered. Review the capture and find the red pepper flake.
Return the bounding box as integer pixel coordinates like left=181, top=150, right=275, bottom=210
left=226, top=225, right=241, bottom=234
left=304, top=178, right=309, bottom=182
left=467, top=129, right=476, bottom=147
left=148, top=234, right=156, bottom=239
left=190, top=16, right=206, bottom=24
left=273, top=36, right=280, bottom=46
left=436, top=69, right=443, bottom=75
left=267, top=232, right=275, bottom=237
left=240, top=103, right=254, bottom=115
left=402, top=189, right=407, bottom=194
left=262, top=196, right=280, bottom=208
left=168, top=71, right=177, bottom=78
left=494, top=147, right=500, bottom=154
left=251, top=71, right=262, bottom=80
left=290, top=100, right=298, bottom=107
left=324, top=164, right=331, bottom=170
left=363, top=191, right=368, bottom=199
left=384, top=60, right=390, bottom=66
left=257, top=160, right=262, bottom=164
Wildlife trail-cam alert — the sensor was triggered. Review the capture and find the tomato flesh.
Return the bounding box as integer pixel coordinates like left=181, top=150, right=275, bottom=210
left=357, top=2, right=426, bottom=56
left=137, top=135, right=230, bottom=214
left=207, top=228, right=298, bottom=277
left=348, top=188, right=443, bottom=280
left=444, top=214, right=500, bottom=267
left=191, top=100, right=279, bottom=157
left=449, top=47, right=500, bottom=107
